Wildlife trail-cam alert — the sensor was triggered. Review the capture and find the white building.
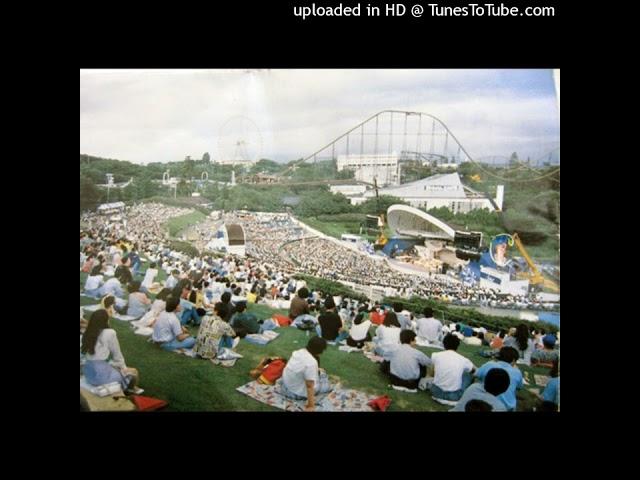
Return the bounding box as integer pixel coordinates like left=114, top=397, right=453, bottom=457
left=329, top=184, right=367, bottom=196
left=346, top=172, right=504, bottom=213
left=336, top=154, right=399, bottom=186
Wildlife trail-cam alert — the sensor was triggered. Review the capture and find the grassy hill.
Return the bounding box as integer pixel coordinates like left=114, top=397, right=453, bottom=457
left=80, top=264, right=550, bottom=412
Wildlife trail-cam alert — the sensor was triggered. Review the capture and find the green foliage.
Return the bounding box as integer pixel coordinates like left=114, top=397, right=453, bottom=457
left=80, top=174, right=103, bottom=211
left=167, top=240, right=200, bottom=258
left=293, top=274, right=369, bottom=302
left=293, top=189, right=352, bottom=217
left=357, top=195, right=407, bottom=215
left=383, top=296, right=559, bottom=334
left=166, top=211, right=207, bottom=237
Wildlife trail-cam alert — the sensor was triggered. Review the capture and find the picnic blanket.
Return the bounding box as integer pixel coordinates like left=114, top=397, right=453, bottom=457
left=416, top=337, right=444, bottom=350
left=134, top=327, right=154, bottom=337
left=244, top=330, right=280, bottom=345
left=338, top=345, right=362, bottom=353
left=80, top=376, right=123, bottom=397
left=112, top=313, right=139, bottom=322
left=236, top=381, right=377, bottom=412
left=363, top=351, right=384, bottom=363
left=534, top=374, right=550, bottom=387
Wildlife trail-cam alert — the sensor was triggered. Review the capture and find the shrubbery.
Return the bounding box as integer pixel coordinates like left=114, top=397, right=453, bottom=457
left=292, top=274, right=369, bottom=303
left=383, top=296, right=559, bottom=333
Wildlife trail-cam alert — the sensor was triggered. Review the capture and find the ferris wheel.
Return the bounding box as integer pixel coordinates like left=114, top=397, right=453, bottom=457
left=216, top=116, right=263, bottom=165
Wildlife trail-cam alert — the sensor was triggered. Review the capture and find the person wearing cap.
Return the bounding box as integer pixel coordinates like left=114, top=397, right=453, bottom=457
left=278, top=336, right=333, bottom=412
left=531, top=334, right=559, bottom=366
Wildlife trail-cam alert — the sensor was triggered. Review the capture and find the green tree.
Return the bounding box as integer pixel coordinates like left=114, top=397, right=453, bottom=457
left=357, top=195, right=407, bottom=215
left=202, top=152, right=210, bottom=163
left=80, top=174, right=102, bottom=211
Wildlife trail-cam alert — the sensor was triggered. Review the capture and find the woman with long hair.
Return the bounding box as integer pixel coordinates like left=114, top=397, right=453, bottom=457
left=81, top=310, right=140, bottom=392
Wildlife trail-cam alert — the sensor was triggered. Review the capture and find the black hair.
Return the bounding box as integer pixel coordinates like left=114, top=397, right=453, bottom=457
left=443, top=333, right=460, bottom=351
left=90, top=265, right=102, bottom=276
left=393, top=302, right=403, bottom=313
left=515, top=324, right=530, bottom=351
left=497, top=346, right=519, bottom=364
left=484, top=368, right=510, bottom=396
left=354, top=312, right=364, bottom=325
left=150, top=262, right=156, bottom=268
left=465, top=399, right=493, bottom=412
left=215, top=302, right=229, bottom=320
left=324, top=296, right=336, bottom=309
left=221, top=292, right=232, bottom=303
left=234, top=287, right=242, bottom=296
left=400, top=330, right=417, bottom=345
left=306, top=336, right=327, bottom=358
left=128, top=280, right=141, bottom=293
left=235, top=302, right=246, bottom=313
left=156, top=288, right=172, bottom=301
left=298, top=287, right=309, bottom=299
left=102, top=295, right=115, bottom=310
left=383, top=311, right=401, bottom=328
left=81, top=309, right=110, bottom=355
left=165, top=295, right=180, bottom=312
left=423, top=307, right=433, bottom=318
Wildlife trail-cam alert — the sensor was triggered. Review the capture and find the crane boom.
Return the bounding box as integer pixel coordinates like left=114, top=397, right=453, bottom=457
left=512, top=233, right=559, bottom=292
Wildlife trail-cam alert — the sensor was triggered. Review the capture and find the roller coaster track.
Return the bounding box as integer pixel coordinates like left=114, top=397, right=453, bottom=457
left=278, top=110, right=559, bottom=185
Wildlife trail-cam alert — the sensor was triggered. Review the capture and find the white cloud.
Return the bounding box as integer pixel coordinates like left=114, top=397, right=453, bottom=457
left=80, top=69, right=559, bottom=164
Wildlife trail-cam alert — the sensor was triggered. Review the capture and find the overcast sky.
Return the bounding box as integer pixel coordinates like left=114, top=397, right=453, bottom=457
left=80, top=69, right=560, bottom=164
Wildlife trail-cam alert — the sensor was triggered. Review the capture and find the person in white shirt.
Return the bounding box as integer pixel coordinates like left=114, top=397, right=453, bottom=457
left=164, top=269, right=180, bottom=290
left=152, top=296, right=196, bottom=350
left=346, top=312, right=372, bottom=349
left=415, top=307, right=443, bottom=345
left=430, top=334, right=476, bottom=402
left=374, top=312, right=402, bottom=359
left=141, top=262, right=159, bottom=292
left=83, top=265, right=104, bottom=298
left=463, top=332, right=483, bottom=346
left=278, top=336, right=332, bottom=412
left=99, top=276, right=126, bottom=300
left=81, top=309, right=140, bottom=392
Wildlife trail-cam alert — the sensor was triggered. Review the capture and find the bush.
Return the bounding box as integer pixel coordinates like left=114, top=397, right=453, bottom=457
left=292, top=274, right=369, bottom=303
left=168, top=240, right=200, bottom=258
left=383, top=296, right=559, bottom=334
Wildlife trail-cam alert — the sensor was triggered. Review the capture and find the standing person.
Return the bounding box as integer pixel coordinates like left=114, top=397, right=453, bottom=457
left=151, top=296, right=196, bottom=351
left=429, top=334, right=476, bottom=402
left=81, top=309, right=141, bottom=393
left=504, top=324, right=536, bottom=362
left=278, top=336, right=333, bottom=412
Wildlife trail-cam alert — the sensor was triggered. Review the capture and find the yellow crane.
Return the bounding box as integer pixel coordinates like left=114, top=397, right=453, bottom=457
left=512, top=233, right=559, bottom=292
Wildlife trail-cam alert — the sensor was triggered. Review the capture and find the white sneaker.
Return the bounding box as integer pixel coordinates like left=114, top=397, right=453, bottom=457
left=232, top=337, right=240, bottom=349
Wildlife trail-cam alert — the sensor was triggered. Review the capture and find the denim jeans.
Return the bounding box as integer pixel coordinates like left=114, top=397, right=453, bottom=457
left=315, top=326, right=349, bottom=343
left=218, top=335, right=234, bottom=350
left=84, top=288, right=102, bottom=299
left=180, top=308, right=201, bottom=326
left=430, top=371, right=473, bottom=401
left=278, top=370, right=333, bottom=400
left=160, top=336, right=196, bottom=351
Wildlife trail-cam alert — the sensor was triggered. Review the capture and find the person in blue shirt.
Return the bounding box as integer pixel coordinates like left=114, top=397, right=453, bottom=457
left=541, top=359, right=559, bottom=411
left=475, top=346, right=523, bottom=411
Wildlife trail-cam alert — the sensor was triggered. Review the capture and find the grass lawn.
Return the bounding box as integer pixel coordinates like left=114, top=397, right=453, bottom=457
left=165, top=211, right=207, bottom=237
left=80, top=265, right=549, bottom=412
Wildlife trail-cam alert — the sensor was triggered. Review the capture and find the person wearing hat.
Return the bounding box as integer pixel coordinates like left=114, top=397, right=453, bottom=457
left=531, top=334, right=559, bottom=366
